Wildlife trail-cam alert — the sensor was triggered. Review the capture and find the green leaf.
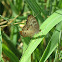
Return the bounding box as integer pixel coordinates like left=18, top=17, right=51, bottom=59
left=0, top=28, right=2, bottom=61
left=8, top=0, right=18, bottom=15
left=10, top=25, right=18, bottom=46
left=22, top=37, right=31, bottom=62
left=2, top=44, right=19, bottom=62
left=19, top=10, right=62, bottom=62
left=2, top=32, right=21, bottom=58
left=39, top=21, right=62, bottom=62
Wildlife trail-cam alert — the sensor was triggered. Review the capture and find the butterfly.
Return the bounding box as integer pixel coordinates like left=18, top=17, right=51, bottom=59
left=20, top=15, right=39, bottom=37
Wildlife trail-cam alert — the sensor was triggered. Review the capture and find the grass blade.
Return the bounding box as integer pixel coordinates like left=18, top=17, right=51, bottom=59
left=2, top=44, right=19, bottom=62
left=19, top=10, right=62, bottom=62
left=0, top=28, right=2, bottom=61
left=2, top=32, right=21, bottom=58
left=39, top=21, right=62, bottom=62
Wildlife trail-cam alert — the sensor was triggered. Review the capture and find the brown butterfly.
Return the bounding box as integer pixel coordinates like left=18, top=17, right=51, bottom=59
left=20, top=15, right=39, bottom=37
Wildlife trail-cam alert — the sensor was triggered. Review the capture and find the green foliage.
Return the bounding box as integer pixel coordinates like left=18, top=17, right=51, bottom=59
left=0, top=0, right=62, bottom=62
left=0, top=28, right=2, bottom=61
left=2, top=44, right=19, bottom=62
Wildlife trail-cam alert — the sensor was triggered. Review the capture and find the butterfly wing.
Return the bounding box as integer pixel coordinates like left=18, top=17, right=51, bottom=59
left=27, top=15, right=39, bottom=30
left=20, top=15, right=39, bottom=37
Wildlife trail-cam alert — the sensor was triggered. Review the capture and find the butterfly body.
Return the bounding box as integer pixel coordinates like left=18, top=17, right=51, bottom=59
left=20, top=15, right=39, bottom=37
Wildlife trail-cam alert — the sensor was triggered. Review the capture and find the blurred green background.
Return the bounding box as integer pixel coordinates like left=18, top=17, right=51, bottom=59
left=0, top=0, right=62, bottom=62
